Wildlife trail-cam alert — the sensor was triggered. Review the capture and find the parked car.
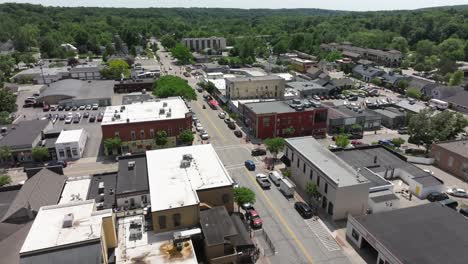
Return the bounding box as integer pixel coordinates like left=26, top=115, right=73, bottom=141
left=73, top=116, right=80, bottom=123
left=227, top=122, right=236, bottom=130
left=92, top=104, right=99, bottom=110
left=232, top=181, right=239, bottom=189
left=246, top=210, right=263, bottom=229
left=89, top=115, right=96, bottom=122
left=294, top=202, right=313, bottom=219
left=245, top=160, right=255, bottom=170
left=200, top=132, right=209, bottom=140
left=241, top=202, right=254, bottom=211
left=447, top=188, right=468, bottom=198
left=218, top=112, right=226, bottom=119
left=439, top=198, right=458, bottom=210
left=50, top=105, right=58, bottom=111
left=78, top=105, right=85, bottom=110
left=64, top=117, right=73, bottom=124
left=233, top=130, right=242, bottom=138
left=65, top=105, right=71, bottom=111
left=97, top=113, right=104, bottom=122
left=47, top=160, right=67, bottom=168
left=427, top=192, right=449, bottom=202
left=256, top=173, right=271, bottom=189
left=224, top=118, right=233, bottom=124
left=251, top=148, right=267, bottom=156
left=83, top=112, right=89, bottom=118
left=42, top=104, right=50, bottom=112
left=459, top=208, right=468, bottom=217
left=58, top=105, right=64, bottom=111
left=86, top=105, right=92, bottom=110
left=196, top=124, right=204, bottom=132
left=268, top=171, right=283, bottom=186
left=59, top=114, right=66, bottom=120
left=398, top=127, right=408, bottom=134
left=71, top=106, right=78, bottom=111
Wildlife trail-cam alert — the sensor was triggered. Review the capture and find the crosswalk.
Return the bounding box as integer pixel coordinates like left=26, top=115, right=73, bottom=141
left=304, top=218, right=341, bottom=251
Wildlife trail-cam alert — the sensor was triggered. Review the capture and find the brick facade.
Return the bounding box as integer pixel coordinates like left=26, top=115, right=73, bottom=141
left=431, top=140, right=468, bottom=181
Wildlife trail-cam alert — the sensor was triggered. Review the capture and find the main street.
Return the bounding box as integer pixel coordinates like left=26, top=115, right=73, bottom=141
left=156, top=45, right=355, bottom=264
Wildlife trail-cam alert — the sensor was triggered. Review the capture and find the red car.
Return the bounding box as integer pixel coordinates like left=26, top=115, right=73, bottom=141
left=351, top=140, right=363, bottom=145
left=42, top=103, right=50, bottom=112
left=246, top=210, right=263, bottom=229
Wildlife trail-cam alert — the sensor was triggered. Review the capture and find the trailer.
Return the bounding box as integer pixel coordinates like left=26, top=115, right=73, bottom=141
left=279, top=177, right=295, bottom=198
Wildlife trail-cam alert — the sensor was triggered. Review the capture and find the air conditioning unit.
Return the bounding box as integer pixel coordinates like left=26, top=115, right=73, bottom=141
left=62, top=213, right=74, bottom=228
left=128, top=161, right=135, bottom=169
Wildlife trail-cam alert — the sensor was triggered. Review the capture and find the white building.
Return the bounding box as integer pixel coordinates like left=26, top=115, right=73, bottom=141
left=55, top=129, right=88, bottom=160
left=181, top=37, right=226, bottom=51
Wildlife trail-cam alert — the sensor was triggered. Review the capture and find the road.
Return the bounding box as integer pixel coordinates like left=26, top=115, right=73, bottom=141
left=156, top=44, right=354, bottom=264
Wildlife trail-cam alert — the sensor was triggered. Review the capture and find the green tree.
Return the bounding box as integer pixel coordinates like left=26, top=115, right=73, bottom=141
left=160, top=35, right=177, bottom=50
left=178, top=129, right=194, bottom=145
left=283, top=127, right=295, bottom=136
left=408, top=109, right=434, bottom=152
left=415, top=40, right=435, bottom=57
left=406, top=88, right=422, bottom=99
left=0, top=88, right=16, bottom=114
left=0, top=146, right=12, bottom=161
left=153, top=75, right=196, bottom=101
left=0, top=175, right=11, bottom=187
left=449, top=70, right=464, bottom=86
left=391, top=137, right=405, bottom=148
left=31, top=146, right=49, bottom=162
left=306, top=182, right=319, bottom=204
left=0, top=111, right=11, bottom=124
left=103, top=137, right=122, bottom=154
left=204, top=81, right=217, bottom=94
left=371, top=77, right=382, bottom=86
left=431, top=111, right=468, bottom=142
left=170, top=43, right=193, bottom=65
left=233, top=187, right=256, bottom=210
left=264, top=137, right=285, bottom=160
left=14, top=24, right=38, bottom=52
left=101, top=59, right=130, bottom=79
left=438, top=38, right=465, bottom=61
left=325, top=50, right=341, bottom=62
left=335, top=134, right=350, bottom=148
left=391, top=36, right=408, bottom=53
left=155, top=130, right=168, bottom=147
left=0, top=55, right=16, bottom=78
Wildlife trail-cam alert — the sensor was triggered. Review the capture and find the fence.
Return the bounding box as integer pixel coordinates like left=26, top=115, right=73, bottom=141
left=256, top=229, right=276, bottom=256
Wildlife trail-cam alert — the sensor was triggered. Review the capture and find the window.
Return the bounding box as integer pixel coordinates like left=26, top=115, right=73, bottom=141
left=159, top=215, right=166, bottom=229
left=324, top=183, right=328, bottom=194
left=448, top=156, right=454, bottom=167
left=297, top=158, right=300, bottom=168
left=291, top=153, right=294, bottom=162
left=150, top=129, right=155, bottom=138
left=173, top=213, right=181, bottom=227
left=327, top=202, right=333, bottom=215
left=72, top=148, right=78, bottom=156
left=303, top=164, right=306, bottom=173
left=114, top=131, right=120, bottom=137
left=168, top=128, right=172, bottom=136
left=140, top=130, right=145, bottom=139
left=309, top=170, right=313, bottom=180
left=378, top=260, right=384, bottom=264
left=130, top=131, right=136, bottom=140
left=222, top=193, right=230, bottom=203
left=351, top=229, right=360, bottom=241
left=317, top=176, right=320, bottom=187
left=59, top=150, right=65, bottom=157
left=263, top=117, right=270, bottom=127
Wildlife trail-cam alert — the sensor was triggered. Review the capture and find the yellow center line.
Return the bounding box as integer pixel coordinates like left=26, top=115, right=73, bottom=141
left=244, top=167, right=315, bottom=264
left=193, top=95, right=225, bottom=141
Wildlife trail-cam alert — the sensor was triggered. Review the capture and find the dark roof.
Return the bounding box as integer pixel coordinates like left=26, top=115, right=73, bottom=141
left=286, top=81, right=329, bottom=92
left=87, top=172, right=117, bottom=210
left=433, top=139, right=468, bottom=158
left=0, top=120, right=49, bottom=150
left=0, top=222, right=33, bottom=264
left=353, top=203, right=468, bottom=264
left=20, top=241, right=102, bottom=264
left=39, top=79, right=114, bottom=101
left=342, top=50, right=361, bottom=58
left=199, top=206, right=239, bottom=246
left=412, top=175, right=443, bottom=187
left=352, top=65, right=384, bottom=78
left=408, top=77, right=434, bottom=91
left=432, top=85, right=464, bottom=99
left=330, top=78, right=354, bottom=88
left=243, top=100, right=321, bottom=114
left=229, top=214, right=254, bottom=248
left=381, top=72, right=406, bottom=85
left=69, top=66, right=100, bottom=73
left=2, top=169, right=66, bottom=223
left=370, top=193, right=399, bottom=203
left=0, top=188, right=20, bottom=219
left=116, top=154, right=148, bottom=196
left=326, top=104, right=380, bottom=120
left=442, top=91, right=468, bottom=107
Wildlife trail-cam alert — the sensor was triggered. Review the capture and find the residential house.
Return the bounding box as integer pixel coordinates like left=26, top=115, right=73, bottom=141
left=352, top=65, right=384, bottom=82
left=442, top=91, right=468, bottom=113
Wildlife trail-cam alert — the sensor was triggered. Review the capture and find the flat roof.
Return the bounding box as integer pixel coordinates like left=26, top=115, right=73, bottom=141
left=327, top=104, right=379, bottom=119
left=117, top=154, right=148, bottom=196
left=147, top=144, right=233, bottom=212
left=353, top=203, right=468, bottom=264
left=102, top=97, right=189, bottom=125
left=20, top=200, right=112, bottom=254
left=243, top=100, right=321, bottom=114
left=121, top=93, right=154, bottom=105
left=86, top=173, right=117, bottom=210
left=231, top=99, right=276, bottom=108
left=21, top=241, right=102, bottom=264
left=395, top=100, right=427, bottom=113
left=372, top=108, right=404, bottom=119
left=39, top=79, right=114, bottom=101
left=286, top=81, right=329, bottom=91
left=200, top=207, right=238, bottom=246
left=434, top=139, right=468, bottom=158
left=59, top=176, right=91, bottom=204
left=55, top=129, right=85, bottom=144
left=226, top=75, right=282, bottom=82
left=286, top=137, right=369, bottom=187
left=369, top=191, right=399, bottom=203
left=0, top=188, right=20, bottom=220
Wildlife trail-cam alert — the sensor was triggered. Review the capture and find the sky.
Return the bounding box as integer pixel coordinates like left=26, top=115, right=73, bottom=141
left=2, top=0, right=468, bottom=11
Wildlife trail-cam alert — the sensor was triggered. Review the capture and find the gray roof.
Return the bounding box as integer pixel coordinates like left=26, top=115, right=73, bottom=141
left=342, top=50, right=361, bottom=58
left=353, top=203, right=468, bottom=264
left=408, top=77, right=435, bottom=91
left=2, top=169, right=65, bottom=223
left=286, top=137, right=369, bottom=187
left=226, top=75, right=282, bottom=82
left=0, top=120, right=49, bottom=150
left=0, top=188, right=20, bottom=220
left=371, top=108, right=405, bottom=119
left=412, top=175, right=443, bottom=187
left=69, top=65, right=100, bottom=73
left=86, top=173, right=117, bottom=210
left=20, top=241, right=102, bottom=264
left=395, top=100, right=428, bottom=113
left=199, top=206, right=239, bottom=246
left=0, top=222, right=33, bottom=264
left=116, top=154, right=148, bottom=196
left=330, top=78, right=354, bottom=88
left=327, top=104, right=380, bottom=120
left=432, top=85, right=464, bottom=99
left=352, top=65, right=384, bottom=78
left=122, top=94, right=153, bottom=105
left=381, top=72, right=406, bottom=85
left=39, top=79, right=113, bottom=101
left=243, top=100, right=320, bottom=114
left=369, top=192, right=399, bottom=203
left=434, top=139, right=468, bottom=158
left=286, top=81, right=329, bottom=91
left=442, top=91, right=468, bottom=108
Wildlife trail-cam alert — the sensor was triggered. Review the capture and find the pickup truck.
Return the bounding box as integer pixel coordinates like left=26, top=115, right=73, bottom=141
left=256, top=174, right=271, bottom=189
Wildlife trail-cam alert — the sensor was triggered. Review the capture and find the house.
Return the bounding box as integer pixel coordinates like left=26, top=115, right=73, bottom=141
left=352, top=65, right=384, bottom=82
left=321, top=42, right=402, bottom=66
left=69, top=65, right=101, bottom=80
left=380, top=72, right=408, bottom=87
left=182, top=37, right=227, bottom=51
left=290, top=58, right=315, bottom=73
left=347, top=203, right=468, bottom=264
left=283, top=137, right=371, bottom=220
left=201, top=63, right=229, bottom=73
left=12, top=66, right=69, bottom=84
left=442, top=91, right=468, bottom=113
left=0, top=120, right=52, bottom=163
left=55, top=129, right=88, bottom=160
left=225, top=75, right=285, bottom=100
left=238, top=100, right=328, bottom=139
left=113, top=79, right=154, bottom=93
left=305, top=66, right=324, bottom=79
left=115, top=154, right=149, bottom=210
left=100, top=98, right=192, bottom=155
left=431, top=139, right=468, bottom=181
left=430, top=85, right=464, bottom=100
left=147, top=144, right=234, bottom=233
left=326, top=104, right=381, bottom=134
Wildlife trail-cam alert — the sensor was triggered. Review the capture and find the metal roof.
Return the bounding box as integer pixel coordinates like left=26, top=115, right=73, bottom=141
left=38, top=79, right=113, bottom=101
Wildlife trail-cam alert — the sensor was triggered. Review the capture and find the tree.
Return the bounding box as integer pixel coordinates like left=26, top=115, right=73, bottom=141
left=178, top=129, right=194, bottom=145
left=153, top=75, right=196, bottom=101
left=449, top=70, right=464, bottom=86
left=351, top=124, right=363, bottom=134
left=406, top=88, right=422, bottom=99
left=103, top=137, right=122, bottom=155
left=0, top=111, right=11, bottom=124
left=204, top=81, right=216, bottom=94
left=101, top=59, right=130, bottom=79
left=305, top=182, right=319, bottom=204
left=391, top=36, right=408, bottom=53
left=0, top=55, right=16, bottom=78
left=283, top=127, right=295, bottom=136
left=325, top=50, right=341, bottom=62
left=391, top=137, right=405, bottom=148
left=0, top=146, right=12, bottom=161
left=264, top=137, right=285, bottom=160
left=170, top=43, right=193, bottom=65
left=14, top=24, right=38, bottom=52
left=371, top=77, right=382, bottom=86
left=160, top=35, right=177, bottom=50
left=335, top=134, right=350, bottom=148
left=0, top=175, right=11, bottom=187
left=233, top=187, right=256, bottom=210
left=431, top=111, right=468, bottom=142
left=31, top=147, right=49, bottom=162
left=155, top=130, right=168, bottom=147
left=415, top=40, right=435, bottom=57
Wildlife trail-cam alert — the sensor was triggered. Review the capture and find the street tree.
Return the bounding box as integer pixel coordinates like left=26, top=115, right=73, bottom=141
left=101, top=59, right=130, bottom=79
left=170, top=43, right=193, bottom=65
left=155, top=130, right=168, bottom=147
left=0, top=175, right=11, bottom=187
left=325, top=50, right=341, bottom=62
left=0, top=146, right=12, bottom=161
left=0, top=111, right=11, bottom=124
left=335, top=134, right=350, bottom=148
left=233, top=187, right=256, bottom=210
left=306, top=182, right=319, bottom=204
left=103, top=137, right=122, bottom=155
left=391, top=137, right=406, bottom=147
left=178, top=129, right=194, bottom=145
left=371, top=77, right=382, bottom=86
left=31, top=147, right=49, bottom=162
left=204, top=81, right=216, bottom=94
left=153, top=75, right=196, bottom=101
left=263, top=137, right=285, bottom=160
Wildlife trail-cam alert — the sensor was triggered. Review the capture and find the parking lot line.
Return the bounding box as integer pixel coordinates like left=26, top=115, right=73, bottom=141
left=243, top=167, right=315, bottom=264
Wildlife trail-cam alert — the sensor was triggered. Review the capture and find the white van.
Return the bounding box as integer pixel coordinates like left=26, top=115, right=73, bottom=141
left=279, top=177, right=295, bottom=198
left=268, top=171, right=283, bottom=186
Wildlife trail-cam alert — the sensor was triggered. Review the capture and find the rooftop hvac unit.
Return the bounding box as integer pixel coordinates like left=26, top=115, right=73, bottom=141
left=128, top=161, right=135, bottom=170
left=166, top=112, right=171, bottom=117
left=180, top=160, right=191, bottom=168
left=159, top=108, right=165, bottom=114
left=183, top=154, right=193, bottom=161
left=62, top=213, right=74, bottom=228
left=163, top=102, right=168, bottom=107
left=98, top=182, right=105, bottom=194
left=99, top=193, right=105, bottom=202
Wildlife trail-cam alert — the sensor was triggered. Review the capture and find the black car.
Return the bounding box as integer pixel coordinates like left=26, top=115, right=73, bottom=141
left=398, top=127, right=408, bottom=134
left=83, top=112, right=89, bottom=118
left=294, top=202, right=313, bottom=219
left=58, top=105, right=64, bottom=111
left=47, top=160, right=67, bottom=168
left=251, top=148, right=267, bottom=156
left=234, top=130, right=242, bottom=138
left=227, top=122, right=236, bottom=130
left=89, top=115, right=96, bottom=122
left=459, top=208, right=468, bottom=217
left=64, top=105, right=71, bottom=111
left=59, top=114, right=66, bottom=120
left=427, top=192, right=449, bottom=202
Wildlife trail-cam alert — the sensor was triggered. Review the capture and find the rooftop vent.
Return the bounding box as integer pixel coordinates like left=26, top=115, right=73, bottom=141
left=166, top=112, right=171, bottom=117
left=183, top=154, right=193, bottom=161
left=120, top=106, right=126, bottom=112
left=62, top=213, right=74, bottom=228
left=163, top=102, right=168, bottom=107
left=180, top=159, right=191, bottom=168
left=159, top=108, right=165, bottom=114
left=128, top=161, right=135, bottom=170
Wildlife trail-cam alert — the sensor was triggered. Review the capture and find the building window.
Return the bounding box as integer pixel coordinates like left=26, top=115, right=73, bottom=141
left=72, top=148, right=78, bottom=156
left=378, top=260, right=384, bottom=264
left=317, top=176, right=320, bottom=187
left=448, top=156, right=454, bottom=167
left=130, top=131, right=136, bottom=140
left=351, top=229, right=360, bottom=241
left=291, top=153, right=294, bottom=162
left=173, top=213, right=181, bottom=227
left=140, top=130, right=145, bottom=139
left=59, top=150, right=65, bottom=157
left=263, top=117, right=270, bottom=127
left=150, top=129, right=155, bottom=138
left=297, top=158, right=300, bottom=168
left=303, top=164, right=306, bottom=173
left=309, top=170, right=313, bottom=180
left=159, top=215, right=166, bottom=229
left=325, top=183, right=328, bottom=194
left=328, top=202, right=333, bottom=215
left=222, top=193, right=230, bottom=203
left=168, top=128, right=172, bottom=136
left=114, top=131, right=120, bottom=137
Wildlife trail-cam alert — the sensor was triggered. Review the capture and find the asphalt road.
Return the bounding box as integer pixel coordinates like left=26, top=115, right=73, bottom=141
left=156, top=44, right=353, bottom=264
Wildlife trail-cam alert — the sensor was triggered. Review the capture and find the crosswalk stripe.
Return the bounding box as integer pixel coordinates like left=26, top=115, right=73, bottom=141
left=304, top=219, right=341, bottom=251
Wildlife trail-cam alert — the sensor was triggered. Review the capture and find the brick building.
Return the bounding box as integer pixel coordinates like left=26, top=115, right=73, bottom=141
left=238, top=100, right=327, bottom=139
left=431, top=139, right=468, bottom=181
left=101, top=97, right=192, bottom=155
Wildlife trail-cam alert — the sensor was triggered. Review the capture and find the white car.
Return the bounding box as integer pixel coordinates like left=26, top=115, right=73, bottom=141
left=200, top=132, right=209, bottom=140
left=85, top=105, right=92, bottom=110
left=447, top=188, right=468, bottom=198
left=218, top=112, right=226, bottom=119
left=196, top=124, right=204, bottom=132
left=64, top=117, right=73, bottom=124
left=92, top=104, right=99, bottom=110
left=79, top=105, right=85, bottom=110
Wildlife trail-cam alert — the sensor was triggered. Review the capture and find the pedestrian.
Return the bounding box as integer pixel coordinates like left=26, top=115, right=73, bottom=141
left=409, top=193, right=412, bottom=201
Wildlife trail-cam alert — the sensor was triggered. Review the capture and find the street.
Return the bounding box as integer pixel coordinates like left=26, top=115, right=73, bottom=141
left=156, top=45, right=356, bottom=264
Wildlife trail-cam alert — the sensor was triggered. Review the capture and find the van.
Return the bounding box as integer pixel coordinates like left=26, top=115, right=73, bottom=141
left=268, top=171, right=283, bottom=186
left=439, top=198, right=458, bottom=210
left=279, top=177, right=295, bottom=198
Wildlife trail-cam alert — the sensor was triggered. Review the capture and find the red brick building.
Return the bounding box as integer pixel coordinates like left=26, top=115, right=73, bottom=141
left=238, top=100, right=327, bottom=139
left=431, top=139, right=468, bottom=181
left=101, top=98, right=192, bottom=154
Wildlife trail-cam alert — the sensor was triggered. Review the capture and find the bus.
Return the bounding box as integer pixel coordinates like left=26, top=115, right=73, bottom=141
left=429, top=99, right=449, bottom=110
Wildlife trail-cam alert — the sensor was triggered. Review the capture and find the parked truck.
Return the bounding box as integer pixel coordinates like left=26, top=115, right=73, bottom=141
left=279, top=177, right=295, bottom=198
